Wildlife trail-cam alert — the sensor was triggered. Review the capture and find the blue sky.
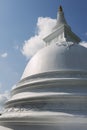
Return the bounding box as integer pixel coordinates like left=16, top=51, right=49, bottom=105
left=0, top=0, right=87, bottom=108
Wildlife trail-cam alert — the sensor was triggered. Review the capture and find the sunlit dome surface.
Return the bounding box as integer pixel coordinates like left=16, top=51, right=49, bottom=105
left=21, top=43, right=87, bottom=79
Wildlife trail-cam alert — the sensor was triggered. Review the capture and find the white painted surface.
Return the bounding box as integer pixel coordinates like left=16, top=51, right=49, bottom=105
left=21, top=43, right=87, bottom=79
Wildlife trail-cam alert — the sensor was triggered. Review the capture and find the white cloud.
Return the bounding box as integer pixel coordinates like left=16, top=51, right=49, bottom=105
left=22, top=35, right=44, bottom=59
left=36, top=17, right=56, bottom=38
left=21, top=17, right=56, bottom=59
left=80, top=41, right=87, bottom=48
left=0, top=53, right=8, bottom=58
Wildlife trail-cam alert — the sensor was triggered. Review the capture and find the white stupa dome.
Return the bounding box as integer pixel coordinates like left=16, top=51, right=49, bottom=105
left=21, top=43, right=87, bottom=79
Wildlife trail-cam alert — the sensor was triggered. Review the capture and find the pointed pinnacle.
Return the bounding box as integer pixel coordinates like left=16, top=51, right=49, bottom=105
left=58, top=5, right=63, bottom=12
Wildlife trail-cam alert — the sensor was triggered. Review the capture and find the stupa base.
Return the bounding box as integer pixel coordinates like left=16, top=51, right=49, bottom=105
left=0, top=114, right=87, bottom=130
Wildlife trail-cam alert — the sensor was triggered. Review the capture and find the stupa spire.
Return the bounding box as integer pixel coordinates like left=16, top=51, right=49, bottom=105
left=53, top=5, right=70, bottom=30
left=43, top=5, right=81, bottom=45
left=58, top=5, right=63, bottom=12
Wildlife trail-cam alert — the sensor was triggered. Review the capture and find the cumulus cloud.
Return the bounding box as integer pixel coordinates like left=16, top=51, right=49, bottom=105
left=21, top=17, right=56, bottom=59
left=0, top=53, right=8, bottom=58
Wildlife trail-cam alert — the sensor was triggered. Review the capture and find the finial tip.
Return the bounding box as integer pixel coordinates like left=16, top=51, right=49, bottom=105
left=58, top=5, right=63, bottom=12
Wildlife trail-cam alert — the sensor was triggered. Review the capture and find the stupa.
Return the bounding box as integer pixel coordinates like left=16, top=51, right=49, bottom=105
left=0, top=6, right=87, bottom=130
